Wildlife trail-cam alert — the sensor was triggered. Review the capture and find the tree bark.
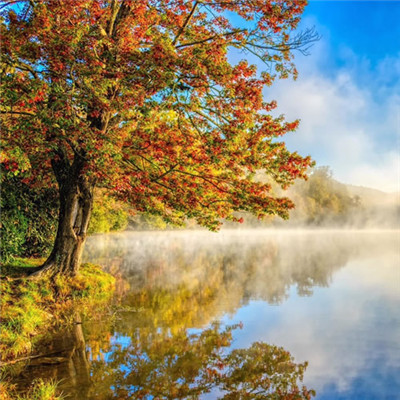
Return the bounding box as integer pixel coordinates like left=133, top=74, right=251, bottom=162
left=32, top=148, right=94, bottom=277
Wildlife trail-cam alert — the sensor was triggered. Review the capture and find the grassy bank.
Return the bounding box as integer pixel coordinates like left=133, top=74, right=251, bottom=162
left=0, top=379, right=63, bottom=400
left=1, top=259, right=115, bottom=361
left=0, top=259, right=115, bottom=399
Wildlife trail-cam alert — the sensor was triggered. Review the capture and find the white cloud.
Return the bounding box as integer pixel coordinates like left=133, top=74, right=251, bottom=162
left=262, top=26, right=400, bottom=193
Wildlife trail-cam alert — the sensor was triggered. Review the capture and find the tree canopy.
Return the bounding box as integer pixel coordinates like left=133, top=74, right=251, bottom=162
left=0, top=0, right=317, bottom=274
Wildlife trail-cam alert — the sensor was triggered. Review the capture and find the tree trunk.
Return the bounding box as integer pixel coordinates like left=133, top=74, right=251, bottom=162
left=32, top=149, right=94, bottom=277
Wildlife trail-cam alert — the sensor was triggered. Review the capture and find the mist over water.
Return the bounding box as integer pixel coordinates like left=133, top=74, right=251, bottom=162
left=9, top=229, right=399, bottom=399
left=84, top=229, right=398, bottom=301
left=82, top=229, right=400, bottom=399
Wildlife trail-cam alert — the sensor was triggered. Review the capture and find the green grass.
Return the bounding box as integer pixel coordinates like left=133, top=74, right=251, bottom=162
left=0, top=258, right=45, bottom=279
left=0, top=260, right=115, bottom=361
left=0, top=260, right=115, bottom=399
left=0, top=378, right=64, bottom=400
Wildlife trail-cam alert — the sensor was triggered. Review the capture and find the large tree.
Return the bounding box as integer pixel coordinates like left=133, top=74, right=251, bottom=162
left=0, top=0, right=317, bottom=276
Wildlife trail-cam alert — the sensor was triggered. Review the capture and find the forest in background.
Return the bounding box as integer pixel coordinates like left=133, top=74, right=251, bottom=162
left=243, top=166, right=400, bottom=229
left=1, top=166, right=399, bottom=262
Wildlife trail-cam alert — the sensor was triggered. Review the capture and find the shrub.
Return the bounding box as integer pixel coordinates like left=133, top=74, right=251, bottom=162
left=88, top=190, right=129, bottom=234
left=0, top=176, right=128, bottom=263
left=0, top=176, right=58, bottom=262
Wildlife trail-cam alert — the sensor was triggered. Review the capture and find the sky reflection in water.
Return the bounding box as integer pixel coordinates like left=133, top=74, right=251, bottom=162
left=81, top=229, right=400, bottom=399
left=13, top=230, right=398, bottom=399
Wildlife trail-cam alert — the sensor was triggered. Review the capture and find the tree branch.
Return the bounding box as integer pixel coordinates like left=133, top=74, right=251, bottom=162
left=172, top=1, right=199, bottom=46
left=107, top=0, right=119, bottom=36
left=176, top=29, right=246, bottom=49
left=0, top=1, right=26, bottom=10
left=175, top=170, right=230, bottom=194
left=0, top=110, right=35, bottom=116
left=192, top=109, right=223, bottom=129
left=151, top=163, right=179, bottom=182
left=2, top=57, right=39, bottom=79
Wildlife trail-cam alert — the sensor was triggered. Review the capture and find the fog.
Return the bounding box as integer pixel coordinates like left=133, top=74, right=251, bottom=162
left=219, top=167, right=400, bottom=231
left=84, top=229, right=399, bottom=311
left=83, top=229, right=399, bottom=399
left=234, top=187, right=400, bottom=230
left=29, top=229, right=385, bottom=399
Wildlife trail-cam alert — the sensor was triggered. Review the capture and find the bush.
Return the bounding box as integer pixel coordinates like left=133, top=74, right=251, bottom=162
left=0, top=176, right=58, bottom=262
left=0, top=176, right=129, bottom=263
left=88, top=189, right=129, bottom=234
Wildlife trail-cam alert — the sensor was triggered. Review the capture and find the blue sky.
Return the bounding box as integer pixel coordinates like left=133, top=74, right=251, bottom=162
left=266, top=0, right=400, bottom=192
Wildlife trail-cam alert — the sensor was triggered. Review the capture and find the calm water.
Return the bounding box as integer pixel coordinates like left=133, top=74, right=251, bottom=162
left=9, top=230, right=400, bottom=399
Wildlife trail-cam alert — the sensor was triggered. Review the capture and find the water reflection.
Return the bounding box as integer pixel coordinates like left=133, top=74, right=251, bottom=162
left=6, top=230, right=399, bottom=399
left=86, top=322, right=313, bottom=399
left=7, top=318, right=91, bottom=399
left=83, top=230, right=400, bottom=399
left=8, top=313, right=314, bottom=399
left=84, top=230, right=369, bottom=309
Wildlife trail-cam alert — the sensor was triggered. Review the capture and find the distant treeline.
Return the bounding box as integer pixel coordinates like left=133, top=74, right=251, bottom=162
left=1, top=167, right=399, bottom=261
left=235, top=167, right=399, bottom=229
left=287, top=167, right=399, bottom=228
left=286, top=166, right=360, bottom=225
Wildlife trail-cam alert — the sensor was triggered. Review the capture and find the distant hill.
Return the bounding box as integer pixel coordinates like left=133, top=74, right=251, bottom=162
left=346, top=184, right=400, bottom=207
left=238, top=167, right=400, bottom=229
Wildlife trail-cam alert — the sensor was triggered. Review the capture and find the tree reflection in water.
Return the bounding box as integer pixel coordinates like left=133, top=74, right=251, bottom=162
left=7, top=277, right=316, bottom=399
left=11, top=319, right=314, bottom=399
left=84, top=230, right=352, bottom=309
left=4, top=319, right=92, bottom=399
left=8, top=232, right=347, bottom=398
left=88, top=322, right=314, bottom=399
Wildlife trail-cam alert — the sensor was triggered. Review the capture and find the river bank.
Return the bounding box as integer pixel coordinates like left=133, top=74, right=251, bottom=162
left=0, top=259, right=115, bottom=399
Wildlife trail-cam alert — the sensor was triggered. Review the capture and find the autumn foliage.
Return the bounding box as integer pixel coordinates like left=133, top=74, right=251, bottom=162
left=0, top=0, right=316, bottom=274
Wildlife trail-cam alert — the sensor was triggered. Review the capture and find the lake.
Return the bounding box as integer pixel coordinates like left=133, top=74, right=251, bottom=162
left=9, top=230, right=400, bottom=399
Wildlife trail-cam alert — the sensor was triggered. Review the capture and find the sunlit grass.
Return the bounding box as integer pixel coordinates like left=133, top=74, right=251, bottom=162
left=0, top=261, right=115, bottom=361
left=0, top=258, right=45, bottom=279
left=0, top=378, right=64, bottom=400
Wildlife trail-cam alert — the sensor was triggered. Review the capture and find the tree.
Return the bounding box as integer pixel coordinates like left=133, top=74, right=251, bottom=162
left=289, top=166, right=357, bottom=225
left=0, top=0, right=317, bottom=276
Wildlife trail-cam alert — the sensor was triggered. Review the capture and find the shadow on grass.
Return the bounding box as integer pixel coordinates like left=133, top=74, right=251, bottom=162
left=1, top=258, right=45, bottom=279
